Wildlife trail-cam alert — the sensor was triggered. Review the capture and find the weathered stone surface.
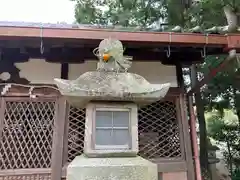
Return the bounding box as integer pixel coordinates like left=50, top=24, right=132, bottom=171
left=67, top=155, right=158, bottom=180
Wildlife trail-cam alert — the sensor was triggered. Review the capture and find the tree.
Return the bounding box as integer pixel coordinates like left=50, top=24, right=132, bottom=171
left=198, top=52, right=240, bottom=180
left=207, top=112, right=240, bottom=177
left=201, top=54, right=240, bottom=124
left=71, top=0, right=166, bottom=28
left=188, top=0, right=240, bottom=29
left=190, top=2, right=240, bottom=179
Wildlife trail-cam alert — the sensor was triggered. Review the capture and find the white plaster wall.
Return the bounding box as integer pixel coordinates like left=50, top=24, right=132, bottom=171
left=13, top=59, right=178, bottom=87
left=69, top=61, right=178, bottom=87
left=15, top=58, right=61, bottom=84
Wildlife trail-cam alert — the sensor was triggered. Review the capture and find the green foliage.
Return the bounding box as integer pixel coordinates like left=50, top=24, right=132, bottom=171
left=165, top=0, right=185, bottom=26
left=232, top=168, right=240, bottom=180
left=199, top=53, right=240, bottom=118
left=201, top=54, right=240, bottom=176
left=187, top=0, right=240, bottom=28
left=197, top=0, right=226, bottom=28
left=71, top=0, right=166, bottom=28
left=71, top=0, right=240, bottom=30
left=207, top=114, right=238, bottom=141
left=207, top=113, right=240, bottom=174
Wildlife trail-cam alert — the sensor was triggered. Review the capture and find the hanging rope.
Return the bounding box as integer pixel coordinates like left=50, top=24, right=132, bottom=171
left=0, top=83, right=59, bottom=96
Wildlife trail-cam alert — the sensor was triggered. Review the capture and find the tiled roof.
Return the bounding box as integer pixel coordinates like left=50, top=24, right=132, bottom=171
left=0, top=21, right=136, bottom=30
left=0, top=21, right=92, bottom=29
left=0, top=21, right=239, bottom=34
left=0, top=21, right=239, bottom=51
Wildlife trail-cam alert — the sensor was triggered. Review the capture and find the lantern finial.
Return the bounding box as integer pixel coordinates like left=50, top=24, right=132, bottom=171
left=93, top=38, right=132, bottom=72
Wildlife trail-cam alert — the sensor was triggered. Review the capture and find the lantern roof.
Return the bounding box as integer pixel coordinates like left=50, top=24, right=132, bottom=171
left=54, top=38, right=171, bottom=107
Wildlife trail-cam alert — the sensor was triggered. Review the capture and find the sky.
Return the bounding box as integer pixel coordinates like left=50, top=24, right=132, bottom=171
left=0, top=0, right=76, bottom=23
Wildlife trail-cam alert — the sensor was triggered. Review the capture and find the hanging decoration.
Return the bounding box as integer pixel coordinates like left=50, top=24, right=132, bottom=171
left=0, top=83, right=58, bottom=97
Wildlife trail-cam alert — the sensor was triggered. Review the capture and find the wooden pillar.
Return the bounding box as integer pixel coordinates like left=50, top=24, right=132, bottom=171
left=60, top=61, right=70, bottom=175
left=178, top=94, right=195, bottom=180
left=0, top=98, right=5, bottom=141
left=61, top=63, right=69, bottom=79
left=51, top=97, right=67, bottom=180
left=175, top=62, right=195, bottom=179
left=62, top=102, right=70, bottom=170
left=176, top=63, right=184, bottom=88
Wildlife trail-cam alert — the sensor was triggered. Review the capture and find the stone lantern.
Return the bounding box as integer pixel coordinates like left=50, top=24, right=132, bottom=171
left=54, top=38, right=171, bottom=180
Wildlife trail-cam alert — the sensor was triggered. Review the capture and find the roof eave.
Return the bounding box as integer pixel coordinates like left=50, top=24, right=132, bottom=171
left=0, top=26, right=231, bottom=48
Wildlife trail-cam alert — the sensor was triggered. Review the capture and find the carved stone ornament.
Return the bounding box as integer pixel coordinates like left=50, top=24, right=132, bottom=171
left=54, top=38, right=170, bottom=107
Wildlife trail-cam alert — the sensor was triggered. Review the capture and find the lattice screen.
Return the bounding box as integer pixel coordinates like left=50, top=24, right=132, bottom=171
left=138, top=100, right=182, bottom=159
left=0, top=174, right=51, bottom=180
left=0, top=99, right=56, bottom=169
left=67, top=100, right=182, bottom=162
left=67, top=106, right=85, bottom=162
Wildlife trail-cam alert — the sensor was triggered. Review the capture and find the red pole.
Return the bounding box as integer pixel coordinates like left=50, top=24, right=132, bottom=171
left=188, top=95, right=202, bottom=180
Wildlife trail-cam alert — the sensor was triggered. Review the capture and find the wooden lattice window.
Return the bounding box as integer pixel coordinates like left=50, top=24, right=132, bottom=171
left=66, top=100, right=182, bottom=162
left=0, top=174, right=51, bottom=180
left=138, top=100, right=182, bottom=159
left=67, top=106, right=85, bottom=162
left=0, top=98, right=56, bottom=170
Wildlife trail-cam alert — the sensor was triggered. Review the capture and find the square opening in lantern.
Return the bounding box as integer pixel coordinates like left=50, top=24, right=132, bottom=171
left=84, top=102, right=138, bottom=157
left=94, top=108, right=131, bottom=150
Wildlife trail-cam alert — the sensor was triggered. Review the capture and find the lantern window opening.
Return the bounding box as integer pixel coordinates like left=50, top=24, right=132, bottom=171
left=94, top=107, right=131, bottom=150
left=84, top=102, right=138, bottom=156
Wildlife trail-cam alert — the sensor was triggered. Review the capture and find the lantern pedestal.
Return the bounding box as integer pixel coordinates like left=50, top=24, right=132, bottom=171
left=67, top=155, right=158, bottom=180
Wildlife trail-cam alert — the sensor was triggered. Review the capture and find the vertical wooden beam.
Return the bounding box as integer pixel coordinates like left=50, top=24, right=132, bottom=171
left=175, top=97, right=186, bottom=160
left=61, top=63, right=69, bottom=79
left=62, top=102, right=70, bottom=166
left=179, top=94, right=195, bottom=180
left=175, top=63, right=184, bottom=88
left=0, top=98, right=5, bottom=140
left=51, top=97, right=67, bottom=180
left=190, top=65, right=208, bottom=163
